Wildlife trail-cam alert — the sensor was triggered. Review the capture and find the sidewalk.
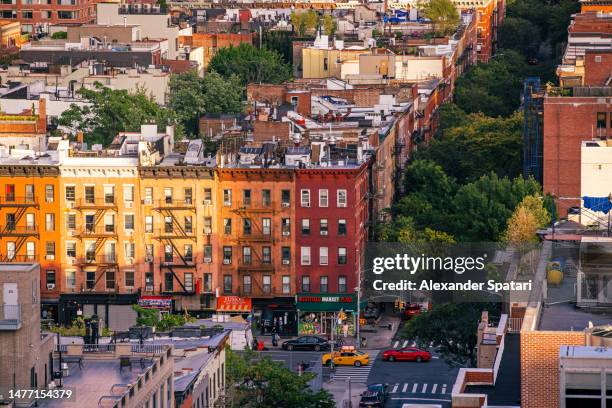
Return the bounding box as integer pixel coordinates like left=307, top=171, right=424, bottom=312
left=324, top=378, right=367, bottom=407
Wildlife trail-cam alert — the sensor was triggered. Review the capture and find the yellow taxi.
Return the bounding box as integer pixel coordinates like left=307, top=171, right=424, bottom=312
left=322, top=346, right=370, bottom=367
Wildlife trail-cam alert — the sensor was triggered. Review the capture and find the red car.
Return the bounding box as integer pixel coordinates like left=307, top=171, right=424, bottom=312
left=382, top=347, right=431, bottom=362
left=402, top=304, right=422, bottom=320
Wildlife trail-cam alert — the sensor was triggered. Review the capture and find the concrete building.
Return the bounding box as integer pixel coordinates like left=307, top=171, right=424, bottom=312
left=0, top=20, right=22, bottom=49
left=0, top=263, right=55, bottom=408
left=0, top=0, right=96, bottom=34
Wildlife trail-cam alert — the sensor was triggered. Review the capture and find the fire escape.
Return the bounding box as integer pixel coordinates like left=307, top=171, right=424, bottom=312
left=0, top=194, right=39, bottom=262
left=154, top=197, right=196, bottom=295
left=232, top=199, right=275, bottom=298
left=75, top=196, right=118, bottom=292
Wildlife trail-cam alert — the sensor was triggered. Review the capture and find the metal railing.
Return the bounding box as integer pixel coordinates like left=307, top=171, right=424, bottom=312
left=0, top=304, right=21, bottom=327
left=76, top=197, right=117, bottom=208
left=508, top=317, right=523, bottom=333
left=131, top=344, right=165, bottom=354
left=0, top=196, right=38, bottom=206
left=155, top=199, right=195, bottom=209
left=0, top=254, right=36, bottom=262
left=0, top=225, right=38, bottom=235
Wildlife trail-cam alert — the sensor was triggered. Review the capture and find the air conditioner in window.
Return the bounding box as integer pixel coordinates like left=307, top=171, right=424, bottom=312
left=145, top=285, right=153, bottom=292
left=125, top=202, right=133, bottom=209
left=45, top=254, right=55, bottom=260
left=144, top=199, right=152, bottom=205
left=67, top=230, right=75, bottom=236
left=46, top=283, right=55, bottom=290
left=281, top=202, right=290, bottom=208
left=203, top=199, right=212, bottom=205
left=68, top=257, right=76, bottom=265
left=204, top=257, right=212, bottom=263
left=67, top=201, right=75, bottom=209
left=282, top=259, right=290, bottom=265
left=126, top=257, right=134, bottom=265
left=282, top=231, right=290, bottom=236
left=321, top=231, right=328, bottom=236
left=204, top=228, right=212, bottom=235
left=223, top=259, right=231, bottom=265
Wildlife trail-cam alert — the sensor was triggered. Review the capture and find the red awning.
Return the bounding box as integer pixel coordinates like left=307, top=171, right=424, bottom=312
left=216, top=296, right=252, bottom=312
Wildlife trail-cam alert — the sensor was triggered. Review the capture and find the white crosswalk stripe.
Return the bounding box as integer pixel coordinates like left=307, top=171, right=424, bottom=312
left=393, top=340, right=399, bottom=348
left=330, top=351, right=379, bottom=383
left=402, top=340, right=409, bottom=347
left=389, top=383, right=450, bottom=395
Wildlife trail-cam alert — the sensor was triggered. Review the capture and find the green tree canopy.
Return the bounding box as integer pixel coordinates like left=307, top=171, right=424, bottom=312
left=420, top=0, right=460, bottom=36
left=168, top=70, right=243, bottom=137
left=209, top=44, right=292, bottom=85
left=498, top=17, right=541, bottom=57
left=503, top=195, right=551, bottom=245
left=290, top=10, right=320, bottom=37
left=58, top=83, right=172, bottom=146
left=226, top=350, right=335, bottom=407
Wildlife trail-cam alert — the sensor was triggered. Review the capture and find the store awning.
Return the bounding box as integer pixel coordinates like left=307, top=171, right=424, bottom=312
left=296, top=293, right=356, bottom=312
left=216, top=296, right=252, bottom=313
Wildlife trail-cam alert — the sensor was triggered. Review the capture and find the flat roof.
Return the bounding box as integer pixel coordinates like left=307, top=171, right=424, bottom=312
left=539, top=302, right=611, bottom=331
left=0, top=263, right=38, bottom=273
left=561, top=345, right=612, bottom=359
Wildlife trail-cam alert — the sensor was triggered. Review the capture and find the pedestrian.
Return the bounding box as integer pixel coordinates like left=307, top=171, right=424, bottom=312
left=342, top=323, right=349, bottom=338
left=361, top=336, right=367, bottom=348
left=271, top=328, right=279, bottom=347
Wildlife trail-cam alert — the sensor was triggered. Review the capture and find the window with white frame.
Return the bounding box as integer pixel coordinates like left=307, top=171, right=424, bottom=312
left=301, top=247, right=311, bottom=265
left=319, top=247, right=328, bottom=265
left=337, top=189, right=347, bottom=207
left=300, top=189, right=310, bottom=207
left=319, top=189, right=328, bottom=207
left=124, top=185, right=134, bottom=203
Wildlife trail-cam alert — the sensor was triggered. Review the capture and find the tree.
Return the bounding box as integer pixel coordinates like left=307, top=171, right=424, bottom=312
left=226, top=350, right=335, bottom=407
left=322, top=14, right=337, bottom=36
left=420, top=0, right=460, bottom=36
left=51, top=31, right=67, bottom=39
left=379, top=215, right=456, bottom=244
left=401, top=303, right=499, bottom=367
left=208, top=44, right=292, bottom=85
left=290, top=11, right=320, bottom=37
left=503, top=195, right=551, bottom=245
left=168, top=70, right=243, bottom=137
left=498, top=17, right=541, bottom=57
left=58, top=83, right=172, bottom=146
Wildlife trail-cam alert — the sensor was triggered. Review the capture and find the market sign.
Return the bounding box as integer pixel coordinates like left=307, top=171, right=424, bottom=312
left=138, top=295, right=172, bottom=309
left=296, top=293, right=356, bottom=312
left=217, top=296, right=252, bottom=313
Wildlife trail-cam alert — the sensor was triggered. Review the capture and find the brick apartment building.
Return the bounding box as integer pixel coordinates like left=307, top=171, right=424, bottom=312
left=0, top=0, right=95, bottom=34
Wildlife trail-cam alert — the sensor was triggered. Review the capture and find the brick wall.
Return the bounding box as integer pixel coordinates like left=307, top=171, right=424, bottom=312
left=520, top=330, right=585, bottom=408
left=247, top=84, right=287, bottom=106
left=253, top=121, right=291, bottom=142
left=584, top=51, right=612, bottom=86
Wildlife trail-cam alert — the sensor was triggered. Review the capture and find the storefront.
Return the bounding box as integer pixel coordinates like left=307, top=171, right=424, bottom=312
left=296, top=293, right=357, bottom=337
left=216, top=296, right=252, bottom=314
left=253, top=297, right=297, bottom=336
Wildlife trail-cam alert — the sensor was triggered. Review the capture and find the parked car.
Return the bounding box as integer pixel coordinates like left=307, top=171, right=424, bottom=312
left=382, top=347, right=431, bottom=362
left=281, top=335, right=330, bottom=351
left=402, top=303, right=422, bottom=319
left=359, top=383, right=389, bottom=407
left=322, top=346, right=370, bottom=366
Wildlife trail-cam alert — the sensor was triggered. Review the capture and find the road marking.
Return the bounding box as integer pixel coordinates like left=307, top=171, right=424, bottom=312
left=421, top=383, right=428, bottom=393
left=396, top=397, right=451, bottom=402
left=402, top=340, right=408, bottom=347
left=431, top=383, right=438, bottom=394
left=411, top=341, right=416, bottom=347
left=412, top=383, right=418, bottom=393
left=392, top=384, right=399, bottom=393
left=393, top=340, right=399, bottom=348
left=402, top=383, right=409, bottom=393
left=441, top=384, right=447, bottom=394
left=432, top=356, right=440, bottom=359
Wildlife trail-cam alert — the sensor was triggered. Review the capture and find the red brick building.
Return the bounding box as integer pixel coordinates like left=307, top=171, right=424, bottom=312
left=0, top=0, right=96, bottom=33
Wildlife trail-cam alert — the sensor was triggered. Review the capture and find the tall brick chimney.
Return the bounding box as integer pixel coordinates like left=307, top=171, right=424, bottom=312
left=37, top=98, right=47, bottom=133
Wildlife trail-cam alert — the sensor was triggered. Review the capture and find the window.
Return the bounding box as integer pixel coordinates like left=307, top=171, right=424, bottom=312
left=5, top=184, right=14, bottom=201
left=262, top=246, right=271, bottom=264
left=243, top=219, right=252, bottom=235
left=164, top=272, right=173, bottom=292
left=337, top=189, right=347, bottom=207
left=262, top=190, right=271, bottom=207
left=282, top=218, right=290, bottom=236
left=320, top=247, right=328, bottom=265
left=164, top=187, right=173, bottom=204
left=323, top=57, right=328, bottom=71
left=45, top=213, right=55, bottom=231
left=46, top=241, right=55, bottom=258
left=124, top=214, right=134, bottom=230
left=145, top=244, right=153, bottom=262
left=6, top=241, right=15, bottom=260
left=104, top=214, right=115, bottom=233
left=25, top=185, right=34, bottom=202
left=164, top=216, right=173, bottom=233
left=45, top=185, right=54, bottom=203
left=282, top=247, right=290, bottom=264
left=65, top=185, right=75, bottom=202
left=22, top=10, right=33, bottom=19
left=223, top=275, right=232, bottom=293
left=85, top=242, right=95, bottom=261
left=262, top=218, right=271, bottom=235
left=223, top=246, right=232, bottom=264
left=320, top=219, right=328, bottom=235
left=223, top=189, right=232, bottom=206
left=66, top=271, right=76, bottom=288
left=84, top=186, right=95, bottom=203
left=300, top=189, right=310, bottom=207
left=282, top=275, right=290, bottom=294
left=301, top=219, right=310, bottom=235
left=338, top=247, right=347, bottom=264
left=338, top=219, right=347, bottom=235
left=86, top=271, right=95, bottom=289
left=125, top=271, right=135, bottom=287
left=243, top=275, right=251, bottom=294
left=597, top=112, right=607, bottom=129
left=46, top=270, right=56, bottom=286
left=125, top=242, right=135, bottom=259
left=302, top=276, right=310, bottom=292
left=184, top=216, right=193, bottom=234
left=320, top=276, right=328, bottom=293
left=105, top=269, right=115, bottom=290
left=144, top=187, right=153, bottom=204
left=301, top=247, right=311, bottom=265
left=204, top=273, right=212, bottom=292
left=242, top=246, right=252, bottom=264
left=203, top=188, right=212, bottom=203
left=243, top=189, right=251, bottom=206
left=66, top=214, right=76, bottom=230
left=164, top=244, right=173, bottom=263
left=281, top=190, right=290, bottom=206
left=263, top=275, right=271, bottom=294
left=203, top=245, right=212, bottom=262
left=184, top=244, right=193, bottom=262
left=124, top=185, right=134, bottom=203
left=184, top=273, right=193, bottom=292
left=184, top=188, right=192, bottom=205
left=223, top=218, right=232, bottom=235
left=104, top=185, right=115, bottom=204
left=319, top=189, right=328, bottom=207
left=66, top=242, right=76, bottom=258
left=203, top=217, right=212, bottom=234
left=145, top=216, right=153, bottom=233
left=338, top=276, right=347, bottom=292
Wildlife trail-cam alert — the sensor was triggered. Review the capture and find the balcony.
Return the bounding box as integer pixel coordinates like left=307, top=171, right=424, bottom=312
left=233, top=202, right=275, bottom=213
left=237, top=234, right=273, bottom=243
left=0, top=254, right=36, bottom=262
left=0, top=196, right=38, bottom=207
left=154, top=199, right=195, bottom=210
left=0, top=304, right=22, bottom=330
left=238, top=285, right=275, bottom=298
left=238, top=263, right=275, bottom=273
left=75, top=197, right=117, bottom=210
left=78, top=225, right=117, bottom=238
left=78, top=255, right=118, bottom=265
left=0, top=225, right=38, bottom=236
left=161, top=257, right=195, bottom=267
left=155, top=228, right=196, bottom=239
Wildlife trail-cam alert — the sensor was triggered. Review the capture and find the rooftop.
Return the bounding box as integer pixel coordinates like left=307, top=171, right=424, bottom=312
left=538, top=302, right=611, bottom=331
left=561, top=344, right=612, bottom=359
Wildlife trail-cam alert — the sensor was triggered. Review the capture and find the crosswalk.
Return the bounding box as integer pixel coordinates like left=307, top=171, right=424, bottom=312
left=330, top=351, right=379, bottom=383
left=392, top=340, right=416, bottom=348
left=389, top=382, right=449, bottom=395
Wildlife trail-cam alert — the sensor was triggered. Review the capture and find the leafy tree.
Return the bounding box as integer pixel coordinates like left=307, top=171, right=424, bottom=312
left=261, top=30, right=295, bottom=64
left=547, top=0, right=580, bottom=58
left=322, top=14, right=337, bottom=36
left=401, top=303, right=499, bottom=367
left=58, top=83, right=172, bottom=146
left=419, top=0, right=460, bottom=36
left=498, top=17, right=541, bottom=56
left=208, top=44, right=292, bottom=85
left=379, top=215, right=456, bottom=244
left=290, top=10, right=320, bottom=37
left=226, top=350, right=335, bottom=407
left=168, top=70, right=243, bottom=137
left=503, top=195, right=551, bottom=245
left=51, top=31, right=67, bottom=39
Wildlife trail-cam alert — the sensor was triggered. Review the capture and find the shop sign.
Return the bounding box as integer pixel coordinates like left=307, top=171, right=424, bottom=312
left=138, top=295, right=172, bottom=309
left=217, top=296, right=252, bottom=312
left=296, top=293, right=356, bottom=312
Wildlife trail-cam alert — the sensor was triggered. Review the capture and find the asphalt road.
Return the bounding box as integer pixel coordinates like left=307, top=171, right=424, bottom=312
left=240, top=350, right=323, bottom=373
left=368, top=351, right=458, bottom=408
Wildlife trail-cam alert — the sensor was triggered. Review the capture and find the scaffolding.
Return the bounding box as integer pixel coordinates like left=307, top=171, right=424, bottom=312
left=522, top=77, right=544, bottom=183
